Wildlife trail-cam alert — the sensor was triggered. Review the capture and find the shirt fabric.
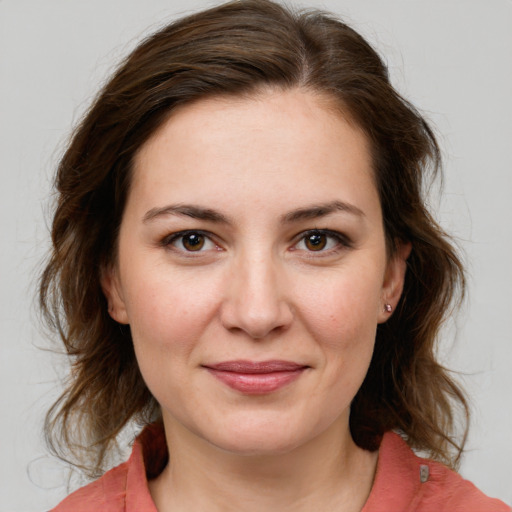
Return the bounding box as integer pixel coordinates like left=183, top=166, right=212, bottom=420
left=51, top=424, right=510, bottom=512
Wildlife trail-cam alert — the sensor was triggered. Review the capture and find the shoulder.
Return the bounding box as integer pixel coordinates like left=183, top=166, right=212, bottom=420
left=423, top=458, right=510, bottom=512
left=50, top=460, right=129, bottom=512
left=50, top=424, right=164, bottom=512
left=363, top=431, right=511, bottom=512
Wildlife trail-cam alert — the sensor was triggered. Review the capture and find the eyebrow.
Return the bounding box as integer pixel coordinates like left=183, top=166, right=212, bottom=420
left=281, top=200, right=365, bottom=223
left=142, top=200, right=364, bottom=225
left=143, top=204, right=230, bottom=224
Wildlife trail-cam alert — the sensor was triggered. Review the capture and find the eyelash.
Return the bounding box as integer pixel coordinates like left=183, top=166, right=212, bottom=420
left=160, top=230, right=220, bottom=254
left=292, top=229, right=353, bottom=255
left=160, top=229, right=352, bottom=256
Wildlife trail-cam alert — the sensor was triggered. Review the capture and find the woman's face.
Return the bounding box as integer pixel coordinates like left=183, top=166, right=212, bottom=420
left=103, top=89, right=408, bottom=455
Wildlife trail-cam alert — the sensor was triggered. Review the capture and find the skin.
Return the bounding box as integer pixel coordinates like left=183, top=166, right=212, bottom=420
left=102, top=88, right=410, bottom=512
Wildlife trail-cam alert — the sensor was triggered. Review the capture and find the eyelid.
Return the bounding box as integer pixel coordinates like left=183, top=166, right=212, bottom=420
left=160, top=229, right=222, bottom=253
left=159, top=228, right=352, bottom=256
left=291, top=229, right=353, bottom=253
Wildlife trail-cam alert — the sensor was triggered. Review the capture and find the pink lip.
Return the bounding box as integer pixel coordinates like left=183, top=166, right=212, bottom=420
left=204, top=360, right=308, bottom=394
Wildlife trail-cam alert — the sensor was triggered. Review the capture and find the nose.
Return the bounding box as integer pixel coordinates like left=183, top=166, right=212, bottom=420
left=220, top=252, right=293, bottom=339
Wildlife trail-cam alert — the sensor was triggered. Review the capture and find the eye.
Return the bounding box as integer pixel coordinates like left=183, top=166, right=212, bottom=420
left=181, top=232, right=206, bottom=251
left=163, top=231, right=219, bottom=253
left=294, top=230, right=351, bottom=253
left=303, top=232, right=329, bottom=251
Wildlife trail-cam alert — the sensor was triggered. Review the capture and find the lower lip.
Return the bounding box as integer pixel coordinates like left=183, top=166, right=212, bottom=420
left=206, top=368, right=305, bottom=394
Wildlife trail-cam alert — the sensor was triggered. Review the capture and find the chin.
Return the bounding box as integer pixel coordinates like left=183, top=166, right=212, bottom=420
left=213, top=433, right=304, bottom=457
left=202, top=415, right=319, bottom=457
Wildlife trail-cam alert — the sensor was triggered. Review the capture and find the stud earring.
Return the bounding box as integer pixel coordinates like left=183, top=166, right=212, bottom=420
left=384, top=303, right=393, bottom=313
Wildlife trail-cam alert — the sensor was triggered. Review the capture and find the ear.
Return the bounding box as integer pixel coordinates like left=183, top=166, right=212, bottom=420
left=100, top=265, right=129, bottom=325
left=378, top=241, right=412, bottom=323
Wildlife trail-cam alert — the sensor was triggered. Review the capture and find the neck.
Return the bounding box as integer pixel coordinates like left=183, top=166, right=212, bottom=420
left=149, top=417, right=378, bottom=512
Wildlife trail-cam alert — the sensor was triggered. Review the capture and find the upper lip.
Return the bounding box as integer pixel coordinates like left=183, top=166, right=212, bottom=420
left=203, top=360, right=308, bottom=373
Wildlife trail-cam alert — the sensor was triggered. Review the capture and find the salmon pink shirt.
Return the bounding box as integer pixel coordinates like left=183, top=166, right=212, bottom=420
left=51, top=424, right=510, bottom=512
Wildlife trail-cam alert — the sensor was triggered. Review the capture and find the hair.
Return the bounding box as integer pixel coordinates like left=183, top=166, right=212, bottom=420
left=40, top=0, right=468, bottom=478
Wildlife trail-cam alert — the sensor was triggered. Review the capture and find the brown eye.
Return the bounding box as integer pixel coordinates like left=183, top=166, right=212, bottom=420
left=304, top=233, right=327, bottom=251
left=182, top=233, right=205, bottom=251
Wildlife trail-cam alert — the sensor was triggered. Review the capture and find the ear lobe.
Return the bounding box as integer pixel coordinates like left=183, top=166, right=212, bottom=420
left=100, top=265, right=129, bottom=325
left=378, top=241, right=412, bottom=323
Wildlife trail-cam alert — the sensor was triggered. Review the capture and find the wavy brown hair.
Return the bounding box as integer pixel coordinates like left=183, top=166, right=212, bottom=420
left=40, top=0, right=468, bottom=477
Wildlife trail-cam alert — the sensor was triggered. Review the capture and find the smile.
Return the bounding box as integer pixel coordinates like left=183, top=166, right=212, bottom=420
left=203, top=360, right=308, bottom=394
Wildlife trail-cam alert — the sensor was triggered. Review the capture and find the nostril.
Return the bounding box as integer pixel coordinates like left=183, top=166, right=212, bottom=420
left=220, top=302, right=293, bottom=339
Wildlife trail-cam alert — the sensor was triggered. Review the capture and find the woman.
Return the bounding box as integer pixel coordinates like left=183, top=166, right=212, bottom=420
left=40, top=0, right=510, bottom=510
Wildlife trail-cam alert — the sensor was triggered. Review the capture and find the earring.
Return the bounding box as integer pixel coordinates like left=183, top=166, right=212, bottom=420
left=384, top=303, right=393, bottom=313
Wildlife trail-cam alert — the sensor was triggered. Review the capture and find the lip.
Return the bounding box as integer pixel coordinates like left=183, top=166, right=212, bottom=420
left=203, top=360, right=308, bottom=394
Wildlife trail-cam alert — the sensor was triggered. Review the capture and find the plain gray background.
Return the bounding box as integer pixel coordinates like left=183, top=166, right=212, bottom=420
left=1, top=0, right=511, bottom=510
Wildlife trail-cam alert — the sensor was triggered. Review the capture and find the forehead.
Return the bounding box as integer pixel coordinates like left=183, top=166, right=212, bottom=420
left=130, top=89, right=379, bottom=222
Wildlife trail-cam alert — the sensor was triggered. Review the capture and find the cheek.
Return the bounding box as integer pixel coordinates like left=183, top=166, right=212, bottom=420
left=294, top=266, right=382, bottom=402
left=295, top=266, right=383, bottom=347
left=121, top=270, right=225, bottom=409
left=121, top=267, right=222, bottom=360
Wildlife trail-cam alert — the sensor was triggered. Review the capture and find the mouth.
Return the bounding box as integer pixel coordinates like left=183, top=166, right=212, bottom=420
left=202, top=360, right=309, bottom=394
